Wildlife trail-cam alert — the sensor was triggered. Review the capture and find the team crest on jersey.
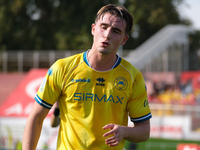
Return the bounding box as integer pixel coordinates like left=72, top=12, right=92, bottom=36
left=114, top=77, right=128, bottom=91
left=96, top=77, right=105, bottom=86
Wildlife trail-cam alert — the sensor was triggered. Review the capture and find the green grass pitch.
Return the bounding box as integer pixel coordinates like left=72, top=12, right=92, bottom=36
left=124, top=138, right=200, bottom=150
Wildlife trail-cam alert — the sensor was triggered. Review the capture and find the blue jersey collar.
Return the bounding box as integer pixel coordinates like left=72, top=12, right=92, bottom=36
left=83, top=50, right=121, bottom=69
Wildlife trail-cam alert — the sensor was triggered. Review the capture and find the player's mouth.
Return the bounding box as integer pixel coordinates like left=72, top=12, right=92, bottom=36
left=102, top=41, right=109, bottom=47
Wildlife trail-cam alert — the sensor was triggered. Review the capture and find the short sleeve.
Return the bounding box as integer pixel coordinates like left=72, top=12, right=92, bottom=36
left=127, top=71, right=152, bottom=123
left=35, top=60, right=64, bottom=109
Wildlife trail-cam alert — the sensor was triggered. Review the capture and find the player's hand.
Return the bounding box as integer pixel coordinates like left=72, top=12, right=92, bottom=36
left=103, top=124, right=125, bottom=146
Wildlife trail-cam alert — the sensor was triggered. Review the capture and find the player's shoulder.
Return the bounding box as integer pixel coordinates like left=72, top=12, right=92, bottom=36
left=53, top=52, right=84, bottom=69
left=120, top=58, right=141, bottom=75
left=57, top=52, right=83, bottom=63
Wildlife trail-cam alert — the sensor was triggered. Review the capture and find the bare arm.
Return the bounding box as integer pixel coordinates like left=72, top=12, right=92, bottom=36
left=22, top=102, right=50, bottom=150
left=50, top=111, right=60, bottom=127
left=103, top=120, right=150, bottom=146
left=51, top=101, right=60, bottom=127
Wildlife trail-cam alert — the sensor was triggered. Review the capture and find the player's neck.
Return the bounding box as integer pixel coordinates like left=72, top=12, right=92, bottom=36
left=87, top=50, right=118, bottom=71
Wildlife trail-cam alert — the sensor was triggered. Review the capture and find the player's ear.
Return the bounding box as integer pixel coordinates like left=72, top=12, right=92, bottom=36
left=91, top=23, right=95, bottom=36
left=121, top=35, right=129, bottom=45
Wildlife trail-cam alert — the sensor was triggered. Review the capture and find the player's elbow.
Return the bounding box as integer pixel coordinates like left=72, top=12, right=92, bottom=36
left=142, top=131, right=150, bottom=142
left=134, top=131, right=150, bottom=143
left=135, top=124, right=151, bottom=143
left=137, top=120, right=151, bottom=142
left=141, top=125, right=150, bottom=142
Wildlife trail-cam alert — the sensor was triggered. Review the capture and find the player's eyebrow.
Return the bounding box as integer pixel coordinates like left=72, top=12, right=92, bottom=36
left=112, top=26, right=122, bottom=33
left=100, top=22, right=109, bottom=26
left=100, top=23, right=122, bottom=33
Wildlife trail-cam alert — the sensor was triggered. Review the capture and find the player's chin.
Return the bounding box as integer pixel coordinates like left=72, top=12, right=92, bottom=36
left=98, top=50, right=108, bottom=54
left=97, top=47, right=110, bottom=54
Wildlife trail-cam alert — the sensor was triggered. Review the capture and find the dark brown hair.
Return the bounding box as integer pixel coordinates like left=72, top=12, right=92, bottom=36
left=95, top=4, right=133, bottom=35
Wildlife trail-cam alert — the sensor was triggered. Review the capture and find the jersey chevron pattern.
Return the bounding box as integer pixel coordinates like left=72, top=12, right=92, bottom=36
left=35, top=51, right=152, bottom=150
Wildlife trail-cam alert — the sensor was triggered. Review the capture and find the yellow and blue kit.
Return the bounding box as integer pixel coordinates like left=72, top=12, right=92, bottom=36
left=35, top=51, right=152, bottom=150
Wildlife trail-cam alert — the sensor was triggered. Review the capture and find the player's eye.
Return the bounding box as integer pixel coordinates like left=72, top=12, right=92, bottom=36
left=101, top=25, right=107, bottom=30
left=113, top=29, right=120, bottom=34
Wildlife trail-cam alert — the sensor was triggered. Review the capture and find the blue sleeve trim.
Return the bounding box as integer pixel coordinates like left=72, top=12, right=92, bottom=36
left=131, top=112, right=152, bottom=123
left=35, top=94, right=53, bottom=109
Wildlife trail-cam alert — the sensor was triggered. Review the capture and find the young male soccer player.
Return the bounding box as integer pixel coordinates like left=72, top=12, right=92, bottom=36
left=23, top=4, right=152, bottom=150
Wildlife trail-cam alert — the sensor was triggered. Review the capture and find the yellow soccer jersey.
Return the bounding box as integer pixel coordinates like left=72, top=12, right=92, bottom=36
left=35, top=51, right=152, bottom=150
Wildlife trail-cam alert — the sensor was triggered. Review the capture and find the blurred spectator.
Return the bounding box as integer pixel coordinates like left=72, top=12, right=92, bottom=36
left=153, top=79, right=165, bottom=95
left=147, top=77, right=198, bottom=105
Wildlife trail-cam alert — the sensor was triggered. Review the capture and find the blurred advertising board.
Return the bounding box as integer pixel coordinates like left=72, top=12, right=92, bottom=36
left=0, top=69, right=50, bottom=117
left=0, top=69, right=58, bottom=149
left=177, top=143, right=200, bottom=150
left=150, top=115, right=200, bottom=141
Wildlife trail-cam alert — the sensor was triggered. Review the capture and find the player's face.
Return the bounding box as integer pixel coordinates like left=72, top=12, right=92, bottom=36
left=91, top=13, right=129, bottom=55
